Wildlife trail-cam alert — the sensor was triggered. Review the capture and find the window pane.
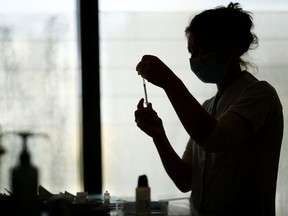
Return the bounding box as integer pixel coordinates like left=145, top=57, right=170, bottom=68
left=100, top=2, right=288, bottom=216
left=0, top=0, right=81, bottom=194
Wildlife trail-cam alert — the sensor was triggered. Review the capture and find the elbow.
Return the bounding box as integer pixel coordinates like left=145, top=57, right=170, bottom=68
left=178, top=186, right=191, bottom=193
left=173, top=166, right=192, bottom=193
left=179, top=187, right=191, bottom=193
left=175, top=182, right=192, bottom=193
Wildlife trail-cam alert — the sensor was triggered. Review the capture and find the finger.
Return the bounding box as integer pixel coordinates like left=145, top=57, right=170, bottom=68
left=135, top=110, right=150, bottom=125
left=142, top=55, right=154, bottom=60
left=136, top=111, right=160, bottom=131
left=135, top=112, right=154, bottom=127
left=136, top=61, right=142, bottom=72
left=136, top=66, right=146, bottom=78
left=136, top=58, right=148, bottom=72
left=147, top=102, right=152, bottom=109
left=142, top=72, right=148, bottom=79
left=135, top=107, right=157, bottom=123
left=136, top=63, right=148, bottom=77
left=135, top=106, right=156, bottom=124
left=137, top=98, right=144, bottom=109
left=136, top=55, right=153, bottom=72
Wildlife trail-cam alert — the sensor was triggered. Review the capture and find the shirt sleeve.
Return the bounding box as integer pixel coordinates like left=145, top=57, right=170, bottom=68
left=202, top=81, right=282, bottom=152
left=182, top=138, right=193, bottom=164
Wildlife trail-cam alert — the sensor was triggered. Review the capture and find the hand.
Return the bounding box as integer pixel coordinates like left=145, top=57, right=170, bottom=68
left=136, top=55, right=175, bottom=88
left=134, top=98, right=165, bottom=138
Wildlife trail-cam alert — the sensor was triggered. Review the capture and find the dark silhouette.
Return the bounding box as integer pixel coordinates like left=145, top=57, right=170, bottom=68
left=135, top=2, right=283, bottom=216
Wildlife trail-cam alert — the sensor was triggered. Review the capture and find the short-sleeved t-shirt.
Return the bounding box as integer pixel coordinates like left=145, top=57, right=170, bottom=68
left=182, top=71, right=283, bottom=216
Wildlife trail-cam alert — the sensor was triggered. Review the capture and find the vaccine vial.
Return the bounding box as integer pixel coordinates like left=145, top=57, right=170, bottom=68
left=104, top=190, right=110, bottom=207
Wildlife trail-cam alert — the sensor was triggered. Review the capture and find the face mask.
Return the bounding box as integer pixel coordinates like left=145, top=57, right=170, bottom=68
left=189, top=53, right=227, bottom=84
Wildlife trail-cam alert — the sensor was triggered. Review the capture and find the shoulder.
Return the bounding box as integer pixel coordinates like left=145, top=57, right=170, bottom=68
left=225, top=78, right=283, bottom=131
left=227, top=71, right=281, bottom=106
left=242, top=79, right=281, bottom=107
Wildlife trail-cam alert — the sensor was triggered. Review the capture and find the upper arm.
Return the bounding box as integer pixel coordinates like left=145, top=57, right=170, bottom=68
left=202, top=82, right=282, bottom=152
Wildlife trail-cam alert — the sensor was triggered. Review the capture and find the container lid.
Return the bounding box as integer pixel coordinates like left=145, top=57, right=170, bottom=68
left=137, top=175, right=149, bottom=187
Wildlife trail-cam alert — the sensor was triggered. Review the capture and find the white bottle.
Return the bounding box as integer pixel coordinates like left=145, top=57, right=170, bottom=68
left=136, top=175, right=150, bottom=216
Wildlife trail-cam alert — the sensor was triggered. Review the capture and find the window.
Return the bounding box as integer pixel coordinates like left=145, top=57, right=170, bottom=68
left=100, top=1, right=288, bottom=215
left=0, top=0, right=81, bottom=194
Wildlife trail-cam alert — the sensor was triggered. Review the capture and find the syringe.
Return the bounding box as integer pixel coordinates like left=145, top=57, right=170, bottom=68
left=143, top=78, right=149, bottom=106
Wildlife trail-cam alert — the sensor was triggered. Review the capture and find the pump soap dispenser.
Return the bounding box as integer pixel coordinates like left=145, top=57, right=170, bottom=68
left=11, top=132, right=39, bottom=216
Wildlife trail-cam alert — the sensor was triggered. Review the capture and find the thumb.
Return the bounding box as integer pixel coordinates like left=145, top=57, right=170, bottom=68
left=137, top=98, right=144, bottom=109
left=147, top=102, right=153, bottom=108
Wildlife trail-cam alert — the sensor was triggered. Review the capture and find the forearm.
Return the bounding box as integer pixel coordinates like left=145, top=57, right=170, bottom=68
left=163, top=75, right=217, bottom=145
left=152, top=133, right=192, bottom=192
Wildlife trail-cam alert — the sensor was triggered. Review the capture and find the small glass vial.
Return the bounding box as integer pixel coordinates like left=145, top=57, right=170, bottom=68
left=104, top=190, right=110, bottom=207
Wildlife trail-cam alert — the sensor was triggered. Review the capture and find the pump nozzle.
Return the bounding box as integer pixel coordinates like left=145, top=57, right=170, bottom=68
left=18, top=132, right=33, bottom=164
left=13, top=131, right=48, bottom=164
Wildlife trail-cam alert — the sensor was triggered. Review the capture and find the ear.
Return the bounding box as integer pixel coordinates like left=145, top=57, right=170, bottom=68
left=216, top=41, right=240, bottom=64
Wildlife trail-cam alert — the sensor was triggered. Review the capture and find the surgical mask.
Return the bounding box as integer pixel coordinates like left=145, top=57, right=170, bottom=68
left=189, top=53, right=227, bottom=84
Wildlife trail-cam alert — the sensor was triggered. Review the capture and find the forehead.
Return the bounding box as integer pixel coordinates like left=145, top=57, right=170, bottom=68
left=187, top=33, right=195, bottom=44
left=187, top=33, right=202, bottom=53
left=187, top=32, right=222, bottom=53
left=187, top=34, right=197, bottom=49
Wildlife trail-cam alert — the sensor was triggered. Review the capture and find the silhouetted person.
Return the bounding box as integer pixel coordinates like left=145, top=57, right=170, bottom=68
left=135, top=2, right=283, bottom=216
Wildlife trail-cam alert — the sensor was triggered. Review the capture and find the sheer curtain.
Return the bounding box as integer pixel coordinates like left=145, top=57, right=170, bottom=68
left=0, top=1, right=81, bottom=194
left=100, top=1, right=288, bottom=215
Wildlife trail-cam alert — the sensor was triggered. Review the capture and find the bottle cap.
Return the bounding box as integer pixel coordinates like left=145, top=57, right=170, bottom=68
left=137, top=175, right=149, bottom=187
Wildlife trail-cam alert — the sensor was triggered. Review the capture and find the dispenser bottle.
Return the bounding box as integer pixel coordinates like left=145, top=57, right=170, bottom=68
left=11, top=132, right=39, bottom=216
left=136, top=175, right=150, bottom=216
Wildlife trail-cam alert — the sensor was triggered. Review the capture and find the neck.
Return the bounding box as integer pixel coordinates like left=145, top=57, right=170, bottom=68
left=217, top=63, right=243, bottom=95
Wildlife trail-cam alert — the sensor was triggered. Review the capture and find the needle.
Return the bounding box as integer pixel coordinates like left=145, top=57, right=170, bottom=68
left=143, top=78, right=149, bottom=106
